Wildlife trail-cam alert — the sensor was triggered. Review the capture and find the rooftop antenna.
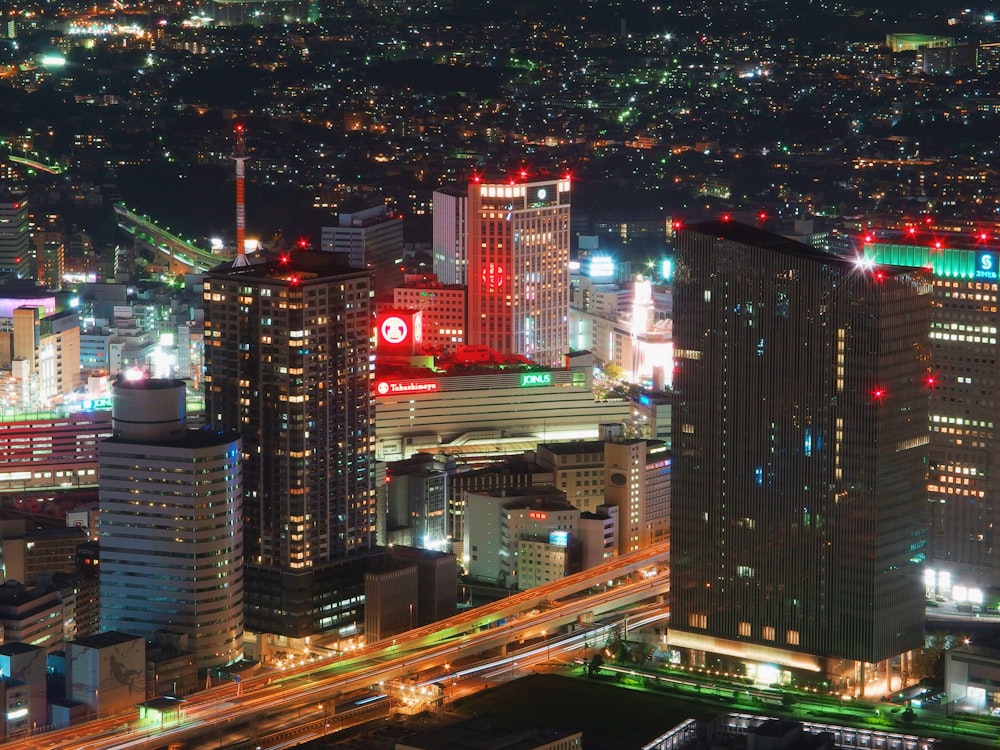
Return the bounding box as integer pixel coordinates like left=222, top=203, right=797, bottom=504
left=232, top=123, right=249, bottom=267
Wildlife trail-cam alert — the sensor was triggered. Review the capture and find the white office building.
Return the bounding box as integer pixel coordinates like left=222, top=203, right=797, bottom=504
left=99, top=379, right=244, bottom=672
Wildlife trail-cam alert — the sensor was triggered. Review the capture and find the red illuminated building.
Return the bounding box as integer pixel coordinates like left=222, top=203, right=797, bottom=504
left=466, top=175, right=571, bottom=367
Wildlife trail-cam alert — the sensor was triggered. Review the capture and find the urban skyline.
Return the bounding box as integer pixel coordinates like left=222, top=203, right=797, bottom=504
left=2, top=0, right=1000, bottom=744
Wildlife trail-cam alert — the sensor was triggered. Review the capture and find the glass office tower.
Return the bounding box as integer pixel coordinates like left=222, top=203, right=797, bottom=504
left=670, top=221, right=930, bottom=692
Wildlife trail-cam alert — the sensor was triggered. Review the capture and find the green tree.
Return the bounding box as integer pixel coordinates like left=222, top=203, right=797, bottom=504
left=910, top=630, right=969, bottom=683
left=587, top=652, right=604, bottom=676
left=603, top=363, right=624, bottom=382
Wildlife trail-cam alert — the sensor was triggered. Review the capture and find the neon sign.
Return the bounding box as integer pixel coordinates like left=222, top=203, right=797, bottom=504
left=520, top=372, right=552, bottom=387
left=380, top=316, right=409, bottom=344
left=375, top=381, right=439, bottom=396
left=529, top=511, right=548, bottom=520
left=976, top=251, right=997, bottom=281
left=82, top=397, right=113, bottom=410
left=481, top=262, right=505, bottom=292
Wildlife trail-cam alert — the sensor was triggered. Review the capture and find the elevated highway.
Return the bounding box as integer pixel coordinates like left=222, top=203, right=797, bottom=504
left=114, top=204, right=226, bottom=274
left=9, top=542, right=668, bottom=750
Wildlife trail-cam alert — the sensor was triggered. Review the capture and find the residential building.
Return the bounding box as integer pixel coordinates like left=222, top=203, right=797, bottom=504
left=203, top=251, right=375, bottom=636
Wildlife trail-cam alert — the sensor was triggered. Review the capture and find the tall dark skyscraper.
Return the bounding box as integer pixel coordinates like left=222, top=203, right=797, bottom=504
left=670, top=221, right=930, bottom=692
left=203, top=251, right=376, bottom=636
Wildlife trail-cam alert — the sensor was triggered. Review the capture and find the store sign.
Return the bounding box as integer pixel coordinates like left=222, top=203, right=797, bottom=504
left=549, top=530, right=569, bottom=547
left=481, top=262, right=505, bottom=292
left=82, top=397, right=113, bottom=411
left=374, top=381, right=438, bottom=396
left=520, top=372, right=552, bottom=387
left=380, top=316, right=409, bottom=344
left=976, top=251, right=998, bottom=281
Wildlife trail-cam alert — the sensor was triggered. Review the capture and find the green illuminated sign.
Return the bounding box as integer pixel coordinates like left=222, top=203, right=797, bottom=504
left=520, top=373, right=552, bottom=387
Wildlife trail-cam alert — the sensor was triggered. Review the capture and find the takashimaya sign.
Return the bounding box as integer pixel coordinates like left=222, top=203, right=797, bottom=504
left=520, top=372, right=552, bottom=387
left=375, top=381, right=439, bottom=396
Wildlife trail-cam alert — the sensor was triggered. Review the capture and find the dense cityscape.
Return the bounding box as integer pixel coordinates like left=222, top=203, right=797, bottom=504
left=1, top=0, right=1000, bottom=748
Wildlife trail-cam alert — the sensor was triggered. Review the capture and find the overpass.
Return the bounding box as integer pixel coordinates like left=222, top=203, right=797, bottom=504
left=114, top=204, right=227, bottom=274
left=10, top=542, right=669, bottom=750
left=7, top=153, right=64, bottom=175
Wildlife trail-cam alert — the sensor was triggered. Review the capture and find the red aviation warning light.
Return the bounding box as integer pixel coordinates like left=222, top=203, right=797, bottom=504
left=721, top=213, right=731, bottom=222
left=872, top=387, right=886, bottom=401
left=925, top=374, right=938, bottom=388
left=933, top=240, right=943, bottom=250
left=978, top=231, right=989, bottom=243
left=672, top=220, right=683, bottom=231
left=757, top=211, right=767, bottom=222
left=519, top=169, right=528, bottom=180
left=907, top=226, right=917, bottom=236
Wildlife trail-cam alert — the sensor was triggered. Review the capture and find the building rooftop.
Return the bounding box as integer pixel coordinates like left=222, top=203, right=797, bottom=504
left=398, top=716, right=580, bottom=750
left=537, top=441, right=605, bottom=455
left=0, top=641, right=43, bottom=656
left=69, top=631, right=143, bottom=650
left=103, top=426, right=240, bottom=449
left=207, top=249, right=367, bottom=281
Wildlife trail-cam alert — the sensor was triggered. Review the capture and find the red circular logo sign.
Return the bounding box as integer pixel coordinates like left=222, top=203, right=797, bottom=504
left=481, top=263, right=505, bottom=292
left=381, top=316, right=409, bottom=344
left=376, top=381, right=390, bottom=395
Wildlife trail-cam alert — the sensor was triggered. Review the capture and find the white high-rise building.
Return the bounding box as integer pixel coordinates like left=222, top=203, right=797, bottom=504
left=99, top=379, right=244, bottom=672
left=431, top=186, right=468, bottom=285
left=320, top=204, right=403, bottom=297
left=467, top=176, right=571, bottom=366
left=0, top=186, right=30, bottom=278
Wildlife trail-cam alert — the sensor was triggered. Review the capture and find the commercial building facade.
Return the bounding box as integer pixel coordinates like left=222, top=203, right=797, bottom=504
left=467, top=176, right=571, bottom=366
left=670, top=222, right=930, bottom=691
left=374, top=356, right=629, bottom=463
left=99, top=379, right=244, bottom=672
left=855, top=239, right=1000, bottom=600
